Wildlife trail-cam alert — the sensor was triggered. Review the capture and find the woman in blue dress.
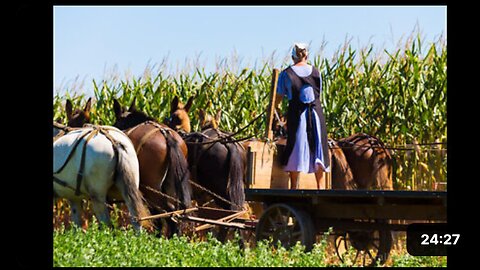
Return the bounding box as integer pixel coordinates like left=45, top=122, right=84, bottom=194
left=274, top=43, right=330, bottom=189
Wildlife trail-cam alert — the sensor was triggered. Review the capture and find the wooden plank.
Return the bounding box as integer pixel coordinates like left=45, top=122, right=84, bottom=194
left=197, top=206, right=240, bottom=220
left=178, top=215, right=252, bottom=230
left=195, top=210, right=248, bottom=232
left=138, top=207, right=198, bottom=221
left=245, top=140, right=275, bottom=189
left=309, top=203, right=446, bottom=221
left=245, top=139, right=331, bottom=190
left=265, top=68, right=279, bottom=140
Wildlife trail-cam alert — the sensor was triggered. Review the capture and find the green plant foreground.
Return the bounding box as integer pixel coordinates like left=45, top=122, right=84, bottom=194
left=53, top=225, right=446, bottom=267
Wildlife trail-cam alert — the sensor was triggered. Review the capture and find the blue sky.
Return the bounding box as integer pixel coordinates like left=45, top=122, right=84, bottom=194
left=54, top=6, right=446, bottom=95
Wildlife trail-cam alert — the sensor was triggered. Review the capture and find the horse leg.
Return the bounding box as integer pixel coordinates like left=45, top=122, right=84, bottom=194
left=69, top=199, right=83, bottom=229
left=90, top=197, right=112, bottom=229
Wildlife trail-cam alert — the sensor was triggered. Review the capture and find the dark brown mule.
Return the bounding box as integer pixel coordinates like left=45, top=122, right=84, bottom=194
left=194, top=108, right=246, bottom=211
left=113, top=98, right=192, bottom=237
left=169, top=99, right=245, bottom=211
left=170, top=99, right=246, bottom=241
left=65, top=98, right=92, bottom=127
left=336, top=133, right=393, bottom=190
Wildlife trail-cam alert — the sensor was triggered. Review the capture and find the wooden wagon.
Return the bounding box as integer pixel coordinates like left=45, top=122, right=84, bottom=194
left=140, top=69, right=447, bottom=266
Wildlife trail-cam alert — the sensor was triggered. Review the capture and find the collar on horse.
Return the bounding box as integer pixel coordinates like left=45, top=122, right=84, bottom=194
left=53, top=125, right=123, bottom=196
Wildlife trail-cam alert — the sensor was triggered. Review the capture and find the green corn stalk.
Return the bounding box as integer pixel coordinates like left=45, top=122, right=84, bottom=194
left=53, top=30, right=446, bottom=191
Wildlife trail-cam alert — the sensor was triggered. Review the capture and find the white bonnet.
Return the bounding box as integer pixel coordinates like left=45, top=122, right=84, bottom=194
left=291, top=43, right=309, bottom=59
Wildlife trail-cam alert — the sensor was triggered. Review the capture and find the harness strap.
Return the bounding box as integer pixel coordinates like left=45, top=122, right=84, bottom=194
left=125, top=123, right=143, bottom=136
left=53, top=130, right=65, bottom=142
left=127, top=121, right=173, bottom=196
left=54, top=125, right=123, bottom=197
left=135, top=128, right=160, bottom=154
left=75, top=129, right=99, bottom=195
left=191, top=137, right=200, bottom=182
left=53, top=129, right=93, bottom=174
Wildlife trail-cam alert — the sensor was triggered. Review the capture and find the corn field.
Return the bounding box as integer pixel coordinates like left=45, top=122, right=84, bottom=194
left=54, top=32, right=446, bottom=225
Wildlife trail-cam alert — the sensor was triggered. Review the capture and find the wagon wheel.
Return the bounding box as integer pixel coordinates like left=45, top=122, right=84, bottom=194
left=334, top=220, right=392, bottom=267
left=256, top=203, right=315, bottom=251
left=334, top=232, right=351, bottom=264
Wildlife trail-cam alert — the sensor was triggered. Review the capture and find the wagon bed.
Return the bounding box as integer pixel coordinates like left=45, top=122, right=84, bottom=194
left=245, top=188, right=446, bottom=221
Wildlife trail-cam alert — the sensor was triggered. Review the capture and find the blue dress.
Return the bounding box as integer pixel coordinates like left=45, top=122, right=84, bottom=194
left=277, top=65, right=330, bottom=173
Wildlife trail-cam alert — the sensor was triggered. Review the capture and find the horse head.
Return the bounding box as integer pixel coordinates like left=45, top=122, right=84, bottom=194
left=198, top=108, right=222, bottom=131
left=66, top=97, right=92, bottom=127
left=113, top=97, right=156, bottom=130
left=167, top=96, right=193, bottom=133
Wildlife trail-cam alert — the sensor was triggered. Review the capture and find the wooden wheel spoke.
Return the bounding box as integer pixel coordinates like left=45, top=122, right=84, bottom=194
left=256, top=204, right=314, bottom=252
left=267, top=216, right=277, bottom=229
left=276, top=207, right=286, bottom=223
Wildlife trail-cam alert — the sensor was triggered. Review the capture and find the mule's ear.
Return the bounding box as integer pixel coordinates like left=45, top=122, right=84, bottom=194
left=128, top=97, right=137, bottom=112
left=113, top=99, right=123, bottom=119
left=198, top=109, right=205, bottom=123
left=184, top=96, right=194, bottom=112
left=170, top=96, right=179, bottom=113
left=215, top=109, right=222, bottom=124
left=65, top=99, right=73, bottom=121
left=83, top=97, right=92, bottom=113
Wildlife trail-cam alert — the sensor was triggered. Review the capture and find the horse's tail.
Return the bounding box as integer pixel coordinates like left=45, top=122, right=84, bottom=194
left=225, top=142, right=245, bottom=211
left=164, top=131, right=192, bottom=209
left=329, top=141, right=355, bottom=190
left=114, top=142, right=154, bottom=231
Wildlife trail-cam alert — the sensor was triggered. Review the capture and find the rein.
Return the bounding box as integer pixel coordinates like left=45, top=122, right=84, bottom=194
left=185, top=110, right=266, bottom=146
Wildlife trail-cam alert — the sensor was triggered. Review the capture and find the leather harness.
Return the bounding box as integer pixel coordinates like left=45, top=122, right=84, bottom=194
left=125, top=121, right=172, bottom=190
left=53, top=125, right=123, bottom=196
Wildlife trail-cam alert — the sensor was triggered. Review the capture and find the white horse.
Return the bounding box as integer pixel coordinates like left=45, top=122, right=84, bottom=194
left=53, top=123, right=152, bottom=231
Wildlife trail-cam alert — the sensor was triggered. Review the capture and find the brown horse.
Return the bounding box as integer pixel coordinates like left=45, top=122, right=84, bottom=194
left=169, top=98, right=246, bottom=241
left=113, top=98, right=192, bottom=237
left=327, top=138, right=356, bottom=190
left=336, top=133, right=393, bottom=190
left=169, top=98, right=245, bottom=211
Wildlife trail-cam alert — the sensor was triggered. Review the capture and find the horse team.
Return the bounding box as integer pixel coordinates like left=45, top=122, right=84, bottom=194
left=53, top=96, right=393, bottom=238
